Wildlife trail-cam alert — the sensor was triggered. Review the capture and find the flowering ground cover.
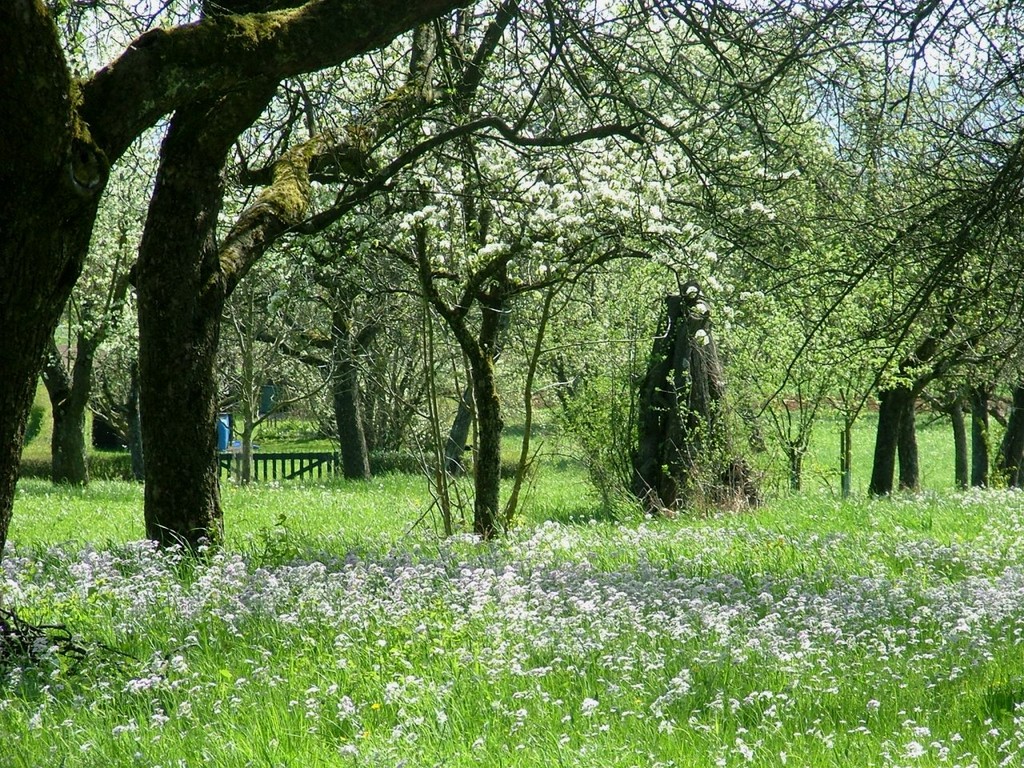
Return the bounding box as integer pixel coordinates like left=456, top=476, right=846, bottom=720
left=3, top=479, right=1024, bottom=767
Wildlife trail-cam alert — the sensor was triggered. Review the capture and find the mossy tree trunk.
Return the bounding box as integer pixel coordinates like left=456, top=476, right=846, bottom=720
left=465, top=291, right=510, bottom=539
left=632, top=294, right=688, bottom=511
left=471, top=351, right=503, bottom=538
left=445, top=301, right=508, bottom=477
left=0, top=2, right=108, bottom=559
left=632, top=285, right=757, bottom=514
left=138, top=85, right=277, bottom=548
left=441, top=307, right=507, bottom=539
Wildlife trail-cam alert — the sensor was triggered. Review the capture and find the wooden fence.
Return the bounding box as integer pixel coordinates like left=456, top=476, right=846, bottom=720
left=218, top=451, right=339, bottom=482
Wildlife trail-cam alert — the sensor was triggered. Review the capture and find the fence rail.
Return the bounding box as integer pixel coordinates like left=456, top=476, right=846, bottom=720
left=218, top=451, right=339, bottom=482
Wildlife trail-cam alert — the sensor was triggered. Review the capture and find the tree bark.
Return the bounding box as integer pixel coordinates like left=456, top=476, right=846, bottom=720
left=466, top=294, right=510, bottom=538
left=471, top=356, right=503, bottom=538
left=633, top=295, right=687, bottom=511
left=998, top=383, right=1024, bottom=488
left=633, top=286, right=755, bottom=513
left=444, top=386, right=474, bottom=475
left=41, top=338, right=97, bottom=485
left=788, top=445, right=803, bottom=491
left=332, top=309, right=372, bottom=481
left=138, top=85, right=276, bottom=549
left=79, top=0, right=465, bottom=164
left=127, top=363, right=145, bottom=482
left=970, top=385, right=990, bottom=487
left=0, top=3, right=108, bottom=558
left=897, top=396, right=919, bottom=492
left=446, top=294, right=509, bottom=477
left=840, top=419, right=853, bottom=498
left=868, top=386, right=913, bottom=496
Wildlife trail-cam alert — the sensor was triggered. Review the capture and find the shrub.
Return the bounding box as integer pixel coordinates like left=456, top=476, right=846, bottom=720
left=19, top=451, right=136, bottom=482
left=89, top=451, right=135, bottom=481
left=24, top=405, right=44, bottom=445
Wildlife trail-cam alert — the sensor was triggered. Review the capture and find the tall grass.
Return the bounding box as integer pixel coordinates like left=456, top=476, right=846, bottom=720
left=4, top=474, right=1024, bottom=767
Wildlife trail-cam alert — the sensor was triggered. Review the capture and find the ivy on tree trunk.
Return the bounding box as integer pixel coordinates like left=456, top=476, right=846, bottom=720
left=632, top=285, right=758, bottom=515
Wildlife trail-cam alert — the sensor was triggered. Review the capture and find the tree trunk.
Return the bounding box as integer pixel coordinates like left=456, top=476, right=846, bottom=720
left=633, top=286, right=755, bottom=513
left=41, top=337, right=97, bottom=486
left=788, top=445, right=803, bottom=491
left=238, top=421, right=255, bottom=485
left=869, top=386, right=913, bottom=496
left=633, top=295, right=688, bottom=511
left=970, top=385, right=990, bottom=487
left=464, top=290, right=511, bottom=539
left=332, top=309, right=372, bottom=481
left=138, top=86, right=275, bottom=549
left=50, top=403, right=90, bottom=487
left=840, top=419, right=853, bottom=498
left=447, top=292, right=509, bottom=477
left=998, top=384, right=1024, bottom=488
left=897, top=397, right=919, bottom=492
left=470, top=354, right=503, bottom=539
left=445, top=385, right=474, bottom=475
left=950, top=397, right=968, bottom=490
left=127, top=363, right=145, bottom=482
left=334, top=357, right=371, bottom=480
left=0, top=4, right=108, bottom=560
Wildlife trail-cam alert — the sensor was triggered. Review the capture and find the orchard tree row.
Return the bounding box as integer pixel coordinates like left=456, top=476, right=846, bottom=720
left=3, top=0, right=1024, bottom=561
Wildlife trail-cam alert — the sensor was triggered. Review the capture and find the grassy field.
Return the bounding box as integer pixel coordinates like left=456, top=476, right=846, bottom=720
left=6, top=399, right=1020, bottom=767
left=5, top=467, right=1024, bottom=766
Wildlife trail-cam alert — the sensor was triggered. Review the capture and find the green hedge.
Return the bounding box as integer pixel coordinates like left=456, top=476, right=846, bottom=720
left=19, top=452, right=137, bottom=482
left=369, top=451, right=520, bottom=479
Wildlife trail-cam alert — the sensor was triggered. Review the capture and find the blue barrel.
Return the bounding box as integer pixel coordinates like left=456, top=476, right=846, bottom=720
left=216, top=413, right=232, bottom=451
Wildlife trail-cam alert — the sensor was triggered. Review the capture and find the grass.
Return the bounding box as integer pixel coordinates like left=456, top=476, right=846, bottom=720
left=757, top=411, right=962, bottom=496
left=6, top=400, right=1021, bottom=766
left=5, top=470, right=1024, bottom=766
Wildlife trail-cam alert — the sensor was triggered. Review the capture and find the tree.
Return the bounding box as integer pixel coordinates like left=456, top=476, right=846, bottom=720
left=0, top=0, right=475, bottom=557
left=40, top=144, right=146, bottom=485
left=997, top=383, right=1024, bottom=488
left=633, top=285, right=758, bottom=513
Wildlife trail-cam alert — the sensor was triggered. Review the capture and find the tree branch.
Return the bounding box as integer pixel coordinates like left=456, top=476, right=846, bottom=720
left=78, top=0, right=467, bottom=163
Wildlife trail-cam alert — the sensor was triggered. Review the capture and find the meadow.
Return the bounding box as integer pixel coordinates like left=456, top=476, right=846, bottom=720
left=4, top=484, right=1024, bottom=765
left=4, top=412, right=1024, bottom=767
